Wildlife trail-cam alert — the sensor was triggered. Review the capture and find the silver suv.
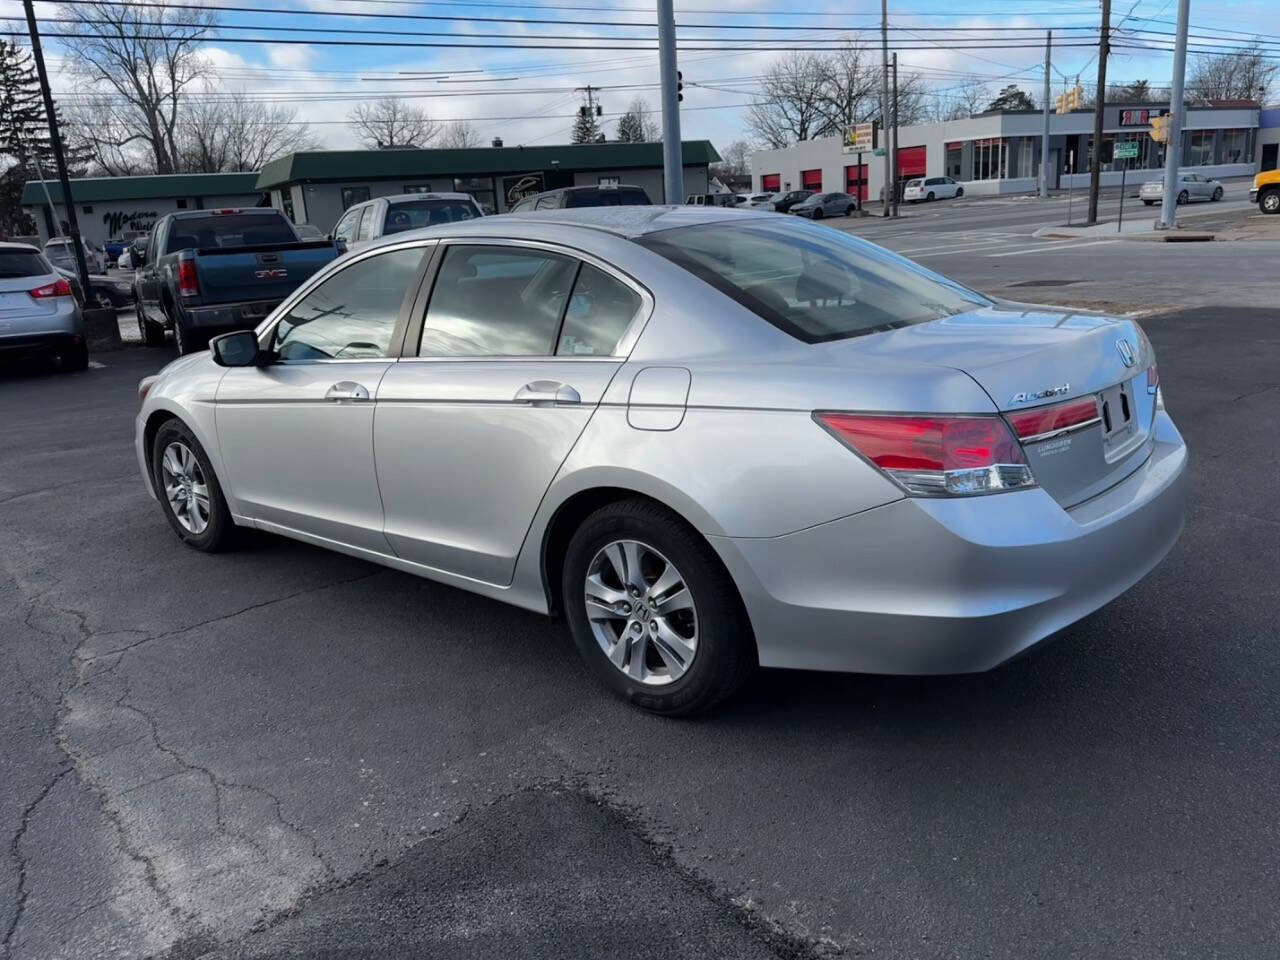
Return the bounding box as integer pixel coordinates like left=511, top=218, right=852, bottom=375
left=0, top=242, right=87, bottom=371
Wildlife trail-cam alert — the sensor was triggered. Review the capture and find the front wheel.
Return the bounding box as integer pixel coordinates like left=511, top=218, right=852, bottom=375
left=845, top=205, right=855, bottom=216
left=1261, top=190, right=1280, bottom=215
left=955, top=187, right=963, bottom=197
left=1177, top=190, right=1189, bottom=205
left=151, top=419, right=236, bottom=551
left=563, top=500, right=755, bottom=716
left=1143, top=200, right=1155, bottom=206
left=1212, top=187, right=1223, bottom=202
left=811, top=208, right=823, bottom=219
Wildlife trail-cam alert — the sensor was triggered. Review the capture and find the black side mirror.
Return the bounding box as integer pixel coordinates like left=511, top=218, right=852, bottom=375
left=210, top=330, right=267, bottom=367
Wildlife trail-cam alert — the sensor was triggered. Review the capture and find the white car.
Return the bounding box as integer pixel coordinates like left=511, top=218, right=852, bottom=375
left=1140, top=172, right=1224, bottom=206
left=739, top=193, right=777, bottom=210
left=332, top=192, right=484, bottom=253
left=44, top=236, right=105, bottom=274
left=903, top=177, right=964, bottom=203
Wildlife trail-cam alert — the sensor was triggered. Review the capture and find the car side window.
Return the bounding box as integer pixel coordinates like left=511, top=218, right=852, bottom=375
left=357, top=205, right=379, bottom=241
left=534, top=195, right=558, bottom=210
left=556, top=265, right=643, bottom=357
left=418, top=245, right=578, bottom=357
left=333, top=208, right=361, bottom=243
left=271, top=247, right=426, bottom=361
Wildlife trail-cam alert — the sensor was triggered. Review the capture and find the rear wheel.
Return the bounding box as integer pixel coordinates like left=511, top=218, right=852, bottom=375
left=927, top=191, right=935, bottom=201
left=151, top=419, right=235, bottom=551
left=1261, top=190, right=1280, bottom=215
left=845, top=204, right=855, bottom=216
left=1177, top=190, right=1189, bottom=205
left=171, top=308, right=206, bottom=356
left=1143, top=200, right=1155, bottom=206
left=811, top=208, right=823, bottom=219
left=137, top=300, right=166, bottom=347
left=1211, top=186, right=1223, bottom=202
left=562, top=499, right=755, bottom=716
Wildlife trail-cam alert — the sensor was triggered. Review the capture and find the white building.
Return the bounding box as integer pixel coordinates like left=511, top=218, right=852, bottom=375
left=751, top=101, right=1261, bottom=202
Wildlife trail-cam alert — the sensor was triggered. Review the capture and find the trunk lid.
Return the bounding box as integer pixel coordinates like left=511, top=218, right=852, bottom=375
left=0, top=274, right=59, bottom=319
left=831, top=302, right=1159, bottom=508
left=191, top=242, right=339, bottom=307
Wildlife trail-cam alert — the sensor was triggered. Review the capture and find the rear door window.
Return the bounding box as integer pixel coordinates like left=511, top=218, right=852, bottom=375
left=556, top=265, right=642, bottom=356
left=165, top=214, right=296, bottom=253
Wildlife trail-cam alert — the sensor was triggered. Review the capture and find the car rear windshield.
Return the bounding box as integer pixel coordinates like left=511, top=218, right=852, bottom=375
left=165, top=214, right=297, bottom=253
left=0, top=249, right=51, bottom=278
left=563, top=188, right=650, bottom=208
left=383, top=199, right=479, bottom=234
left=637, top=220, right=990, bottom=343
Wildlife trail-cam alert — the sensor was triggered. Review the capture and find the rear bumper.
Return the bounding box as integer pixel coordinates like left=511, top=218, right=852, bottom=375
left=712, top=410, right=1188, bottom=675
left=179, top=298, right=281, bottom=330
left=0, top=331, right=82, bottom=357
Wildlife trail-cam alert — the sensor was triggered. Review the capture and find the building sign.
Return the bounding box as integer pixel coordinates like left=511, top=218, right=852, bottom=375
left=503, top=173, right=545, bottom=206
left=1120, top=109, right=1151, bottom=126
left=103, top=209, right=158, bottom=239
left=843, top=122, right=875, bottom=154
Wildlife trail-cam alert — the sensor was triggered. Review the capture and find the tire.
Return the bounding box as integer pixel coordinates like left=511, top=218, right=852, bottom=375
left=1261, top=190, right=1280, bottom=215
left=137, top=300, right=166, bottom=347
left=562, top=499, right=755, bottom=716
left=1177, top=190, right=1189, bottom=206
left=845, top=205, right=855, bottom=216
left=171, top=308, right=206, bottom=356
left=955, top=187, right=963, bottom=197
left=927, top=192, right=935, bottom=201
left=1212, top=187, right=1223, bottom=202
left=1143, top=200, right=1155, bottom=206
left=151, top=418, right=236, bottom=552
left=59, top=339, right=89, bottom=372
left=811, top=208, right=823, bottom=219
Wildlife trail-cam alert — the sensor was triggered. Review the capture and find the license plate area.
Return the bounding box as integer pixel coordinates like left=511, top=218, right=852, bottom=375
left=1100, top=379, right=1140, bottom=457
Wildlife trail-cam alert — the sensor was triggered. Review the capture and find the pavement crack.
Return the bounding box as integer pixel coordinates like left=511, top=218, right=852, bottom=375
left=4, top=766, right=72, bottom=958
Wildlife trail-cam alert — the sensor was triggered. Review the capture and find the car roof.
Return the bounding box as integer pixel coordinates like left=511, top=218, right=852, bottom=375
left=0, top=241, right=39, bottom=251
left=380, top=192, right=477, bottom=204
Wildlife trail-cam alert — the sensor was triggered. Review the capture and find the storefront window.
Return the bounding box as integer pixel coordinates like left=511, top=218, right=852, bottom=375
left=969, top=139, right=1006, bottom=181
left=945, top=143, right=962, bottom=179
left=1220, top=128, right=1252, bottom=165
left=1186, top=130, right=1215, bottom=167
left=281, top=193, right=295, bottom=222
left=454, top=177, right=496, bottom=212
left=340, top=186, right=370, bottom=210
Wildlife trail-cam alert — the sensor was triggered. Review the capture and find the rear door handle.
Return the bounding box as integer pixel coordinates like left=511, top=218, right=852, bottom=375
left=514, top=380, right=581, bottom=405
left=325, top=381, right=371, bottom=402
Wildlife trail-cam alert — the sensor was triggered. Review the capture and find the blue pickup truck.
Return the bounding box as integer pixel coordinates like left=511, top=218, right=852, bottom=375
left=133, top=208, right=342, bottom=354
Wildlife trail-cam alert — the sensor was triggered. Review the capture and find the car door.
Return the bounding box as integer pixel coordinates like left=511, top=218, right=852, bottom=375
left=332, top=206, right=361, bottom=247
left=136, top=222, right=165, bottom=317
left=214, top=241, right=433, bottom=552
left=375, top=240, right=650, bottom=584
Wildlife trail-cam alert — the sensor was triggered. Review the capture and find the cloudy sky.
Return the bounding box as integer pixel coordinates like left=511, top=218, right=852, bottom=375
left=2, top=0, right=1272, bottom=153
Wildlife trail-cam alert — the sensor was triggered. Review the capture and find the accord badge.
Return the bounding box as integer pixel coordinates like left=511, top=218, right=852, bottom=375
left=1009, top=383, right=1070, bottom=405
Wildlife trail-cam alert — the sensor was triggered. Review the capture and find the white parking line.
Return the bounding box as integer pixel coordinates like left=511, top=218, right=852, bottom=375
left=987, top=239, right=1120, bottom=258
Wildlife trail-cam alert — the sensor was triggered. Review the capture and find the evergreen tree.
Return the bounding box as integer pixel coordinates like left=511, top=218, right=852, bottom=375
left=0, top=41, right=81, bottom=236
left=571, top=104, right=601, bottom=144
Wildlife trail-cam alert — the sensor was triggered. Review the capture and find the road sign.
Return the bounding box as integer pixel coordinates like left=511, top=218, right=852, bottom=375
left=1114, top=141, right=1139, bottom=160
left=843, top=122, right=874, bottom=154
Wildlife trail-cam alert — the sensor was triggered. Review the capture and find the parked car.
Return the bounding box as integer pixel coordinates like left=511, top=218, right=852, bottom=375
left=333, top=192, right=484, bottom=252
left=134, top=207, right=1187, bottom=716
left=1248, top=169, right=1279, bottom=214
left=508, top=184, right=650, bottom=213
left=790, top=191, right=858, bottom=219
left=685, top=193, right=739, bottom=207
left=133, top=208, right=342, bottom=354
left=0, top=242, right=87, bottom=371
left=105, top=238, right=127, bottom=263
left=53, top=265, right=133, bottom=310
left=768, top=189, right=814, bottom=214
left=1140, top=172, right=1224, bottom=206
left=903, top=176, right=964, bottom=203
left=118, top=236, right=148, bottom=270
left=739, top=193, right=778, bottom=210
left=44, top=236, right=105, bottom=274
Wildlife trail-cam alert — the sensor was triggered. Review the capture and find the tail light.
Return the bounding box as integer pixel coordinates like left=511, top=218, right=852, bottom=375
left=1004, top=397, right=1100, bottom=442
left=29, top=277, right=73, bottom=299
left=177, top=258, right=199, bottom=298
left=815, top=413, right=1036, bottom=497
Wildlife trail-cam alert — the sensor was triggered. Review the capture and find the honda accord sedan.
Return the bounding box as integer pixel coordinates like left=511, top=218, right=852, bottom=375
left=135, top=207, right=1187, bottom=715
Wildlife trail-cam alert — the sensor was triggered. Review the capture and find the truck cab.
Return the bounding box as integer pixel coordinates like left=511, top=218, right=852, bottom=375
left=1250, top=170, right=1280, bottom=214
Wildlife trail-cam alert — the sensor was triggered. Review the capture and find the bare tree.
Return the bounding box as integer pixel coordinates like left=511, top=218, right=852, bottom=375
left=615, top=96, right=661, bottom=142
left=180, top=91, right=321, bottom=172
left=929, top=77, right=989, bottom=121
left=1187, top=45, right=1277, bottom=102
left=438, top=120, right=481, bottom=149
left=56, top=1, right=216, bottom=174
left=711, top=139, right=754, bottom=179
left=813, top=45, right=882, bottom=133
left=63, top=97, right=155, bottom=175
left=349, top=98, right=439, bottom=149
left=747, top=52, right=833, bottom=148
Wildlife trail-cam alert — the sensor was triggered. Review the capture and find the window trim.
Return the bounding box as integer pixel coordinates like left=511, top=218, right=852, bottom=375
left=255, top=238, right=440, bottom=364
left=399, top=236, right=654, bottom=363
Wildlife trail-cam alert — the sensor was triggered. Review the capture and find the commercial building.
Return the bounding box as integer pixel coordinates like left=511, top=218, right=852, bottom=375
left=255, top=141, right=720, bottom=230
left=752, top=102, right=1261, bottom=202
left=20, top=172, right=263, bottom=248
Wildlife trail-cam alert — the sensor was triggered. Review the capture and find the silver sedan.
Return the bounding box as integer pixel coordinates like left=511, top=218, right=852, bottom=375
left=135, top=208, right=1187, bottom=715
left=1140, top=172, right=1224, bottom=206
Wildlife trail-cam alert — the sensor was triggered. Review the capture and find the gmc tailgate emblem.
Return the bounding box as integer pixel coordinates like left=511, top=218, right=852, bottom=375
left=255, top=268, right=287, bottom=279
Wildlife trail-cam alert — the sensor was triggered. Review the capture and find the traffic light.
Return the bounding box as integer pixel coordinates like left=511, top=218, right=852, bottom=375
left=677, top=70, right=683, bottom=103
left=1149, top=111, right=1171, bottom=143
left=1055, top=85, right=1084, bottom=113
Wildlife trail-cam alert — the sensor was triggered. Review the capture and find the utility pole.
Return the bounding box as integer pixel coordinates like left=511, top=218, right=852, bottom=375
left=22, top=0, right=90, bottom=294
left=880, top=0, right=891, bottom=217
left=891, top=52, right=899, bottom=218
left=1040, top=30, right=1052, bottom=199
left=1158, top=0, right=1190, bottom=230
left=1086, top=0, right=1110, bottom=224
left=656, top=0, right=683, bottom=203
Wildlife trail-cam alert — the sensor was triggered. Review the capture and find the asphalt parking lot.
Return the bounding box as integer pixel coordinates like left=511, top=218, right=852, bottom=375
left=3, top=284, right=1279, bottom=954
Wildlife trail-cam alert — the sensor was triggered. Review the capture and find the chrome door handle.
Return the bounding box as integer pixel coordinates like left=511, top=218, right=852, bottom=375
left=325, top=381, right=371, bottom=402
left=514, top=380, right=580, bottom=405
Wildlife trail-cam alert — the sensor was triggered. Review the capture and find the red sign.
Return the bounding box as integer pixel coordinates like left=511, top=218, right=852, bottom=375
left=1121, top=109, right=1151, bottom=126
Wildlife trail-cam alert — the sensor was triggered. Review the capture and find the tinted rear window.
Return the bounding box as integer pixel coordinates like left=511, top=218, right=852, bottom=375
left=384, top=199, right=479, bottom=234
left=0, top=250, right=50, bottom=278
left=165, top=214, right=296, bottom=253
left=637, top=220, right=989, bottom=344
left=564, top=188, right=650, bottom=208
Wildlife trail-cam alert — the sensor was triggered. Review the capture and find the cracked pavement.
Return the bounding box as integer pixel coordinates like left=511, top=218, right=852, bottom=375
left=2, top=306, right=1278, bottom=959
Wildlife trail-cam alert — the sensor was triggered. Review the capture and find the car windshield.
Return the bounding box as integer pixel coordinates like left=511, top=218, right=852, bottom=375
left=0, top=249, right=50, bottom=278
left=165, top=214, right=296, bottom=253
left=637, top=219, right=990, bottom=343
left=384, top=199, right=478, bottom=233
left=564, top=188, right=649, bottom=207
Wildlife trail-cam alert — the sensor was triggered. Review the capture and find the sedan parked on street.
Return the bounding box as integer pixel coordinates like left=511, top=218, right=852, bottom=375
left=903, top=176, right=964, bottom=203
left=768, top=189, right=814, bottom=214
left=0, top=242, right=87, bottom=370
left=135, top=208, right=1187, bottom=716
left=1140, top=172, right=1224, bottom=206
left=790, top=191, right=858, bottom=219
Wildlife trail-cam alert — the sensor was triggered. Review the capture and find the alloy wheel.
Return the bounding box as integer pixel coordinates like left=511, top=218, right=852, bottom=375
left=160, top=441, right=211, bottom=534
left=584, top=539, right=698, bottom=686
left=1265, top=192, right=1280, bottom=214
